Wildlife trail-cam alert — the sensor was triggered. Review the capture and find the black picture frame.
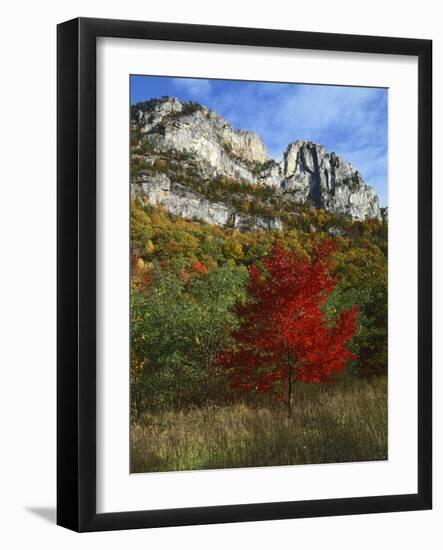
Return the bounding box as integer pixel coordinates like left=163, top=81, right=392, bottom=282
left=57, top=17, right=432, bottom=532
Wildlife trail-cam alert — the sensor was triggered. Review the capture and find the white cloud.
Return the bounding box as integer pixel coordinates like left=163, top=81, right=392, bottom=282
left=172, top=77, right=212, bottom=97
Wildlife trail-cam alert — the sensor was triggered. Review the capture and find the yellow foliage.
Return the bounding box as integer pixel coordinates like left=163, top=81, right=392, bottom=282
left=223, top=239, right=244, bottom=260
left=146, top=239, right=155, bottom=254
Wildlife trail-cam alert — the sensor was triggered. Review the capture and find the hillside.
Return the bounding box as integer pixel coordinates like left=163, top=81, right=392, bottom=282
left=130, top=96, right=382, bottom=230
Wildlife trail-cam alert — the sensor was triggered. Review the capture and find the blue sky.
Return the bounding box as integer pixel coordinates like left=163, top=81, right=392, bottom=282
left=131, top=75, right=388, bottom=206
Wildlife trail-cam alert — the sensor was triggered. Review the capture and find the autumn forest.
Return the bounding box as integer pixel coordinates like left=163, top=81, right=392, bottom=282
left=130, top=200, right=388, bottom=472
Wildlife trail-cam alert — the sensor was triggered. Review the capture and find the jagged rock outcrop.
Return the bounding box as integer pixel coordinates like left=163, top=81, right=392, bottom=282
left=135, top=97, right=267, bottom=184
left=280, top=141, right=381, bottom=220
left=131, top=97, right=382, bottom=226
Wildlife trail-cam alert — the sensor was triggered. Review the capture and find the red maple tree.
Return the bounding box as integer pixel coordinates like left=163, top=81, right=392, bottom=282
left=222, top=240, right=358, bottom=417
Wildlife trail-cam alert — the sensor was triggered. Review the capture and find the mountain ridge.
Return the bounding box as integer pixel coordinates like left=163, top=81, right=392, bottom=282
left=131, top=96, right=382, bottom=228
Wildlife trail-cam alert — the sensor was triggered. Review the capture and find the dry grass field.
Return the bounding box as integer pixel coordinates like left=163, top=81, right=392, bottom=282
left=131, top=376, right=387, bottom=473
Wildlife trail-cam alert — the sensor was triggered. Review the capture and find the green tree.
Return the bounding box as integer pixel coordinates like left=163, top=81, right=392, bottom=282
left=325, top=278, right=387, bottom=377
left=131, top=269, right=198, bottom=412
left=352, top=280, right=388, bottom=376
left=189, top=264, right=248, bottom=401
left=130, top=263, right=248, bottom=413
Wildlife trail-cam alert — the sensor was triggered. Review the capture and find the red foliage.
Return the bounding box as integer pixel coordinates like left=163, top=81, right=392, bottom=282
left=130, top=255, right=152, bottom=290
left=191, top=260, right=208, bottom=274
left=221, top=241, right=358, bottom=403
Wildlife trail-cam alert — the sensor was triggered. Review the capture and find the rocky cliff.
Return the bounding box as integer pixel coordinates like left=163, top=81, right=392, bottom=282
left=131, top=97, right=381, bottom=228
left=131, top=173, right=283, bottom=231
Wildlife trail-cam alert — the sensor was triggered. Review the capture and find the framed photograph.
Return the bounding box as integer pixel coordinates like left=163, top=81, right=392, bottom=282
left=57, top=17, right=432, bottom=532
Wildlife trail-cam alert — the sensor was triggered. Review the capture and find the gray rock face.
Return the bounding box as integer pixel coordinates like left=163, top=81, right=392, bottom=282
left=279, top=141, right=381, bottom=220
left=136, top=98, right=267, bottom=185
left=132, top=97, right=382, bottom=226
left=132, top=173, right=283, bottom=231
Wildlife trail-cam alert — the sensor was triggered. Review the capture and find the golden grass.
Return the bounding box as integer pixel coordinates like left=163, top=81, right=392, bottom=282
left=131, top=376, right=387, bottom=473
